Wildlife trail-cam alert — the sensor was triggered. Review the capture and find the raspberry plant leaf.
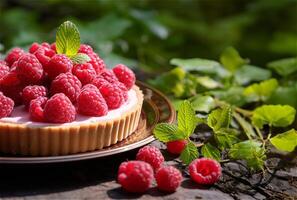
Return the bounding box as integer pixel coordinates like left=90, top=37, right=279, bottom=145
left=190, top=95, right=215, bottom=113
left=270, top=129, right=297, bottom=152
left=234, top=65, right=271, bottom=85
left=243, top=79, right=278, bottom=102
left=153, top=123, right=184, bottom=142
left=214, top=128, right=239, bottom=149
left=267, top=57, right=297, bottom=77
left=220, top=46, right=248, bottom=73
left=180, top=141, right=198, bottom=165
left=207, top=105, right=232, bottom=131
left=56, top=21, right=80, bottom=57
left=70, top=53, right=91, bottom=64
left=178, top=100, right=197, bottom=137
left=252, top=105, right=296, bottom=128
left=201, top=143, right=221, bottom=161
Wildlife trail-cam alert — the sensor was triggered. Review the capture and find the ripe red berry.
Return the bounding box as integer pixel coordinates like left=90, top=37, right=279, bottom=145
left=0, top=92, right=14, bottom=118
left=43, top=93, right=76, bottom=123
left=0, top=63, right=9, bottom=79
left=72, top=63, right=97, bottom=85
left=155, top=166, right=182, bottom=193
left=45, top=54, right=73, bottom=79
left=77, top=84, right=108, bottom=116
left=113, top=64, right=135, bottom=90
left=50, top=43, right=57, bottom=52
left=29, top=96, right=48, bottom=122
left=88, top=52, right=105, bottom=74
left=118, top=161, right=154, bottom=193
left=136, top=146, right=164, bottom=171
left=50, top=72, right=82, bottom=103
left=0, top=71, right=23, bottom=106
left=167, top=139, right=187, bottom=155
left=22, top=85, right=47, bottom=108
left=16, top=54, right=43, bottom=85
left=29, top=42, right=40, bottom=54
left=78, top=44, right=94, bottom=54
left=41, top=42, right=51, bottom=49
left=5, top=47, right=25, bottom=67
left=189, top=158, right=222, bottom=185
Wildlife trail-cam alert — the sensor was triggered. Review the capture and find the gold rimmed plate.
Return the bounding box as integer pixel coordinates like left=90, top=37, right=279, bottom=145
left=0, top=82, right=175, bottom=164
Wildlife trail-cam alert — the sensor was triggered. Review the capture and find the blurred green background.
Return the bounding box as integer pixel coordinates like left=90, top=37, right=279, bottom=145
left=0, top=0, right=296, bottom=73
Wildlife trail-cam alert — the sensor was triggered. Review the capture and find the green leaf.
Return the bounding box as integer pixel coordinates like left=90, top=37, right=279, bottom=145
left=201, top=143, right=221, bottom=161
left=233, top=112, right=256, bottom=139
left=243, top=79, right=278, bottom=102
left=190, top=95, right=215, bottom=113
left=207, top=105, right=232, bottom=131
left=229, top=140, right=266, bottom=170
left=220, top=47, right=248, bottom=73
left=153, top=123, right=184, bottom=142
left=178, top=100, right=197, bottom=137
left=170, top=58, right=230, bottom=78
left=196, top=76, right=222, bottom=89
left=214, top=128, right=239, bottom=149
left=235, top=65, right=271, bottom=85
left=267, top=86, right=297, bottom=108
left=70, top=53, right=91, bottom=64
left=210, top=87, right=247, bottom=107
left=56, top=21, right=80, bottom=57
left=270, top=129, right=297, bottom=152
left=267, top=57, right=297, bottom=77
left=252, top=105, right=296, bottom=128
left=180, top=141, right=199, bottom=165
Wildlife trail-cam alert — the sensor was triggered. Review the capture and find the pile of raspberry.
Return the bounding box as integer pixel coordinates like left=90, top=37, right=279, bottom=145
left=0, top=43, right=136, bottom=123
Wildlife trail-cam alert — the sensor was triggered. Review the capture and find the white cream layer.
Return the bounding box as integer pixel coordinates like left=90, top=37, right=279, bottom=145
left=0, top=89, right=137, bottom=127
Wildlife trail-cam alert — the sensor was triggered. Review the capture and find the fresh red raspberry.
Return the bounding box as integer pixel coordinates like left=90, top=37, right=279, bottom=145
left=78, top=44, right=94, bottom=54
left=22, top=85, right=47, bottom=108
left=101, top=70, right=128, bottom=100
left=77, top=84, right=108, bottom=116
left=34, top=47, right=55, bottom=67
left=189, top=158, right=222, bottom=185
left=0, top=92, right=14, bottom=118
left=50, top=43, right=56, bottom=52
left=72, top=63, right=97, bottom=85
left=5, top=47, right=25, bottom=67
left=16, top=54, right=43, bottom=85
left=113, top=64, right=135, bottom=90
left=29, top=42, right=40, bottom=54
left=92, top=77, right=124, bottom=109
left=155, top=166, right=182, bottom=192
left=50, top=72, right=82, bottom=103
left=43, top=93, right=76, bottom=123
left=118, top=161, right=154, bottom=193
left=167, top=139, right=187, bottom=155
left=0, top=70, right=23, bottom=105
left=88, top=52, right=105, bottom=74
left=41, top=42, right=50, bottom=49
left=136, top=146, right=164, bottom=171
left=0, top=60, right=7, bottom=65
left=29, top=96, right=48, bottom=122
left=0, top=63, right=9, bottom=79
left=45, top=54, right=73, bottom=79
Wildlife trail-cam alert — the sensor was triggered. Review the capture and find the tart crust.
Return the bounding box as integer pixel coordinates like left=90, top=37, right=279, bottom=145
left=0, top=86, right=143, bottom=156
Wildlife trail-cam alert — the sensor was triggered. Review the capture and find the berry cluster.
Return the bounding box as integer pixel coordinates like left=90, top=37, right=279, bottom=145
left=117, top=145, right=221, bottom=194
left=0, top=43, right=136, bottom=123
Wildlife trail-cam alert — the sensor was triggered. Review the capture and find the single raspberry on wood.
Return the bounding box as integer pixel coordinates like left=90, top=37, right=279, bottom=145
left=167, top=139, right=187, bottom=155
left=189, top=158, right=222, bottom=185
left=155, top=166, right=182, bottom=192
left=43, top=93, right=76, bottom=123
left=88, top=52, right=105, bottom=75
left=0, top=92, right=14, bottom=118
left=72, top=63, right=97, bottom=85
left=29, top=96, right=48, bottom=122
left=77, top=84, right=108, bottom=116
left=16, top=54, right=43, bottom=85
left=113, top=64, right=135, bottom=90
left=50, top=72, right=82, bottom=103
left=136, top=145, right=164, bottom=171
left=22, top=85, right=47, bottom=108
left=118, top=161, right=154, bottom=193
left=5, top=47, right=25, bottom=67
left=44, top=54, right=73, bottom=79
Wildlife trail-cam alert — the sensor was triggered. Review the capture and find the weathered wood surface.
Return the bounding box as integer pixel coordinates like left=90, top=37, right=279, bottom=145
left=0, top=141, right=296, bottom=200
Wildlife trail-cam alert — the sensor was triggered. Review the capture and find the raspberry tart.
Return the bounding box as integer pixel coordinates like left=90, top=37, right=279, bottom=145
left=0, top=21, right=143, bottom=156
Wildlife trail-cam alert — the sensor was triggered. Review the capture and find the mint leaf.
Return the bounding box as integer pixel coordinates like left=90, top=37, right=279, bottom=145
left=70, top=53, right=91, bottom=64
left=153, top=123, right=184, bottom=142
left=180, top=141, right=198, bottom=165
left=215, top=128, right=239, bottom=149
left=201, top=143, right=221, bottom=161
left=252, top=105, right=296, bottom=128
left=207, top=105, right=232, bottom=131
left=235, top=65, right=271, bottom=85
left=190, top=95, right=215, bottom=113
left=56, top=21, right=80, bottom=57
left=178, top=100, right=197, bottom=137
left=270, top=129, right=297, bottom=152
left=229, top=140, right=266, bottom=170
left=243, top=79, right=278, bottom=102
left=220, top=47, right=248, bottom=73
left=267, top=57, right=297, bottom=77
